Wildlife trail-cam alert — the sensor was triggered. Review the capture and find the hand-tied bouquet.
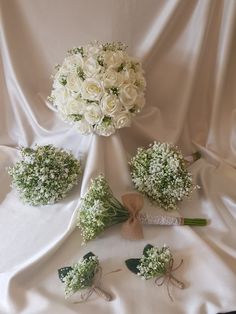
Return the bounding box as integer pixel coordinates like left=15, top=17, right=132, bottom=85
left=130, top=142, right=199, bottom=211
left=49, top=41, right=146, bottom=136
left=58, top=252, right=112, bottom=302
left=8, top=145, right=81, bottom=205
left=76, top=175, right=207, bottom=244
left=125, top=244, right=185, bottom=301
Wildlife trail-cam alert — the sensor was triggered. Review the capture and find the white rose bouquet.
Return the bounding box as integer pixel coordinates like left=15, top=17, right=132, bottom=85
left=49, top=42, right=146, bottom=136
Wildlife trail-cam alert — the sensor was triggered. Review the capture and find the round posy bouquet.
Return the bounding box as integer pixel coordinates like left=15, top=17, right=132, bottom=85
left=130, top=142, right=197, bottom=211
left=8, top=145, right=82, bottom=205
left=49, top=42, right=146, bottom=136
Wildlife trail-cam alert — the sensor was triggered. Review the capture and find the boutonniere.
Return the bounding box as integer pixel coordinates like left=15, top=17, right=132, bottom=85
left=58, top=252, right=112, bottom=302
left=125, top=244, right=185, bottom=301
left=76, top=175, right=207, bottom=243
left=8, top=145, right=81, bottom=205
left=130, top=141, right=200, bottom=211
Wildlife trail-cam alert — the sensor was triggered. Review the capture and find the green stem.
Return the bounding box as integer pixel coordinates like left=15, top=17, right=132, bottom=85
left=183, top=218, right=207, bottom=226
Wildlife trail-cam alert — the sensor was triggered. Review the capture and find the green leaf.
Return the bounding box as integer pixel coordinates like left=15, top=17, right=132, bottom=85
left=83, top=251, right=95, bottom=261
left=143, top=244, right=154, bottom=256
left=125, top=258, right=140, bottom=274
left=58, top=266, right=73, bottom=282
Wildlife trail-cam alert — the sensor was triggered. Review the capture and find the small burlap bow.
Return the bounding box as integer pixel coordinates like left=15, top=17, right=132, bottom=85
left=121, top=193, right=144, bottom=240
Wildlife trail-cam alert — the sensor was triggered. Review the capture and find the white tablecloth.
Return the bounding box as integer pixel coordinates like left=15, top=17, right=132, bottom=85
left=1, top=0, right=236, bottom=313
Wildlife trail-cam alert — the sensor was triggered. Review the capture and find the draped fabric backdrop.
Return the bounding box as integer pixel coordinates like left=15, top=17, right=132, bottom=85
left=0, top=0, right=236, bottom=313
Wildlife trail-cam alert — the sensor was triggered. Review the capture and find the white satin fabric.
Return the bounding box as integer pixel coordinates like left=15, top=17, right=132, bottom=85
left=1, top=0, right=236, bottom=313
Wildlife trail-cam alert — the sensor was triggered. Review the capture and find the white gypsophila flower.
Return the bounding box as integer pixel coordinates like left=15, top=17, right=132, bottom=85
left=49, top=42, right=146, bottom=136
left=130, top=142, right=197, bottom=211
left=8, top=145, right=82, bottom=206
left=114, top=112, right=131, bottom=129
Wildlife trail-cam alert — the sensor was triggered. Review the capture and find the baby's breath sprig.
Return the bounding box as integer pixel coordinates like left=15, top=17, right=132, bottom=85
left=8, top=145, right=82, bottom=205
left=130, top=142, right=198, bottom=211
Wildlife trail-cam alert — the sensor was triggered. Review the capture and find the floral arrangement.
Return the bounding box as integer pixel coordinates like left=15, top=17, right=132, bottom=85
left=58, top=252, right=99, bottom=298
left=77, top=175, right=129, bottom=243
left=58, top=252, right=112, bottom=301
left=49, top=41, right=146, bottom=136
left=8, top=145, right=81, bottom=205
left=130, top=142, right=198, bottom=211
left=125, top=244, right=185, bottom=301
left=76, top=175, right=207, bottom=244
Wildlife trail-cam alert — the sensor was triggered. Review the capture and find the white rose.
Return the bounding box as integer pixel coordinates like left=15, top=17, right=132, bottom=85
left=62, top=54, right=84, bottom=73
left=66, top=73, right=82, bottom=92
left=82, top=79, right=103, bottom=101
left=119, top=84, right=137, bottom=109
left=104, top=50, right=124, bottom=69
left=75, top=118, right=93, bottom=134
left=122, top=68, right=136, bottom=84
left=53, top=88, right=70, bottom=107
left=85, top=44, right=102, bottom=57
left=135, top=72, right=146, bottom=90
left=114, top=112, right=131, bottom=129
left=103, top=69, right=124, bottom=88
left=135, top=94, right=145, bottom=111
left=84, top=103, right=103, bottom=125
left=95, top=122, right=115, bottom=136
left=101, top=95, right=121, bottom=116
left=64, top=98, right=85, bottom=115
left=83, top=57, right=101, bottom=77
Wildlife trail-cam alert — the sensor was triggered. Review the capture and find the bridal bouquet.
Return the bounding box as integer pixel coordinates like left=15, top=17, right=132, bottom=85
left=49, top=41, right=146, bottom=136
left=76, top=175, right=207, bottom=243
left=8, top=145, right=81, bottom=205
left=130, top=142, right=198, bottom=211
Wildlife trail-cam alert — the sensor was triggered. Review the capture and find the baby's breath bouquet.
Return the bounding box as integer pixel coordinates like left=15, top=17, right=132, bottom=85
left=77, top=175, right=130, bottom=243
left=58, top=252, right=112, bottom=301
left=130, top=142, right=198, bottom=211
left=77, top=175, right=207, bottom=243
left=125, top=244, right=185, bottom=301
left=49, top=41, right=146, bottom=136
left=8, top=145, right=81, bottom=205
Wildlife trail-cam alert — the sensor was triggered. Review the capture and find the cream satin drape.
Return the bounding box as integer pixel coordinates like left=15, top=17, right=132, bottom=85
left=0, top=0, right=236, bottom=313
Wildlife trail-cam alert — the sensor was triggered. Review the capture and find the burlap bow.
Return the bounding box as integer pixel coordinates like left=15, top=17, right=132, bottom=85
left=121, top=193, right=144, bottom=240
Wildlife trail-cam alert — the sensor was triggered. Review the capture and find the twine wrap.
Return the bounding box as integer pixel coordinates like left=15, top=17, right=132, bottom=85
left=155, top=258, right=185, bottom=302
left=74, top=267, right=113, bottom=303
